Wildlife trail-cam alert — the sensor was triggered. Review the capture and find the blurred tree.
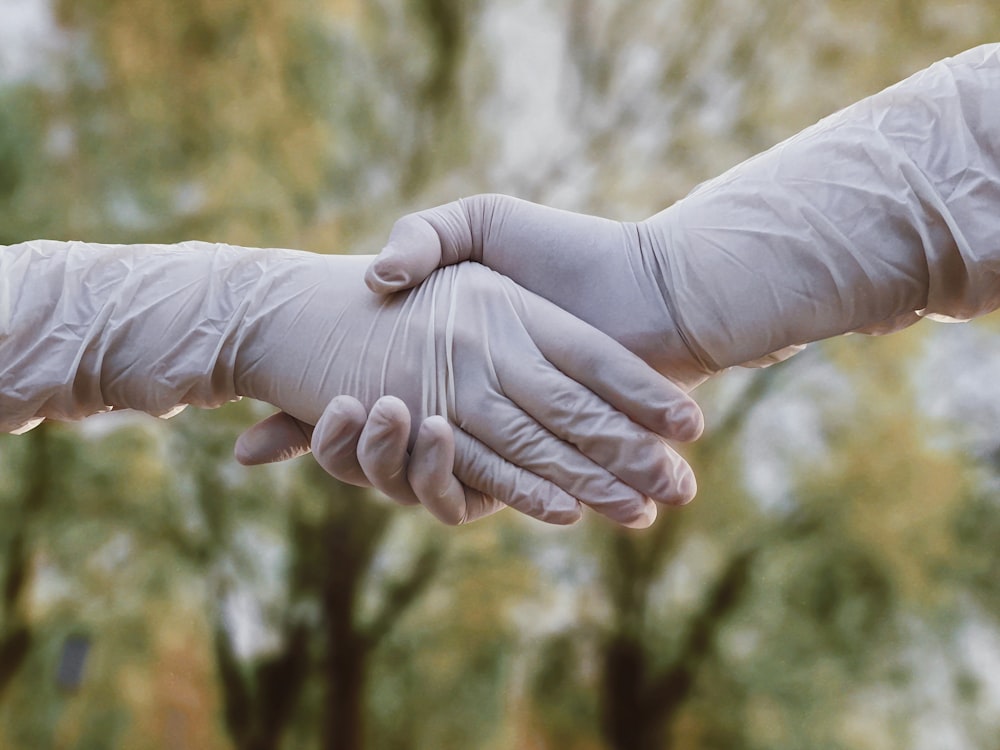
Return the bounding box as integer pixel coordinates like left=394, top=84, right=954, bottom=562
left=2, top=0, right=483, bottom=746
left=506, top=0, right=1000, bottom=215
left=0, top=427, right=51, bottom=704
left=514, top=334, right=981, bottom=750
left=512, top=366, right=785, bottom=749
left=0, top=413, right=230, bottom=749
left=0, top=0, right=487, bottom=251
left=161, top=408, right=447, bottom=750
left=480, top=6, right=1000, bottom=742
left=363, top=515, right=548, bottom=750
left=4, top=0, right=1000, bottom=748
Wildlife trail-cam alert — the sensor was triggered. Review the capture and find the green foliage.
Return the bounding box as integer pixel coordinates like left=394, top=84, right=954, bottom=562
left=4, top=1, right=1000, bottom=749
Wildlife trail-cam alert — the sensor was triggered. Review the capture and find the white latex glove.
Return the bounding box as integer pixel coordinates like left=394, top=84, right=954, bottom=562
left=0, top=241, right=702, bottom=526
left=366, top=44, right=1000, bottom=368
left=237, top=43, right=1000, bottom=481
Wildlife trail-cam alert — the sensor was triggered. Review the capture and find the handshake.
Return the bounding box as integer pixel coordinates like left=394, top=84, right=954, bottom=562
left=3, top=45, right=999, bottom=527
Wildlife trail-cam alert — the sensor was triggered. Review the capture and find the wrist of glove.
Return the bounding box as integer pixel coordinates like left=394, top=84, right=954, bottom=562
left=0, top=240, right=254, bottom=430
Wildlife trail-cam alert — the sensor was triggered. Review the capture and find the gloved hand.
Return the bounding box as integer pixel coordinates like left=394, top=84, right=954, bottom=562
left=0, top=241, right=702, bottom=527
left=365, top=44, right=1000, bottom=368
left=238, top=43, right=1000, bottom=486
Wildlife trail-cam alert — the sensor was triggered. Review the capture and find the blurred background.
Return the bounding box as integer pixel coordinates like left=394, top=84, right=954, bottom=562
left=2, top=0, right=1000, bottom=748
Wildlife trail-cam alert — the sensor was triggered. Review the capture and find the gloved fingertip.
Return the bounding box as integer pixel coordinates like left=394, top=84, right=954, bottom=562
left=410, top=422, right=465, bottom=524
left=419, top=414, right=452, bottom=439
left=367, top=396, right=410, bottom=434
left=457, top=490, right=505, bottom=525
left=607, top=496, right=657, bottom=529
left=670, top=399, right=705, bottom=442
left=234, top=426, right=312, bottom=465
left=364, top=252, right=410, bottom=294
left=313, top=396, right=363, bottom=447
left=426, top=494, right=467, bottom=527
left=233, top=433, right=260, bottom=465
left=673, top=468, right=698, bottom=506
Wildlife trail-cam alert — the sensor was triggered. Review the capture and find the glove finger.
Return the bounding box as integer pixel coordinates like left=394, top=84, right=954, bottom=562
left=457, top=390, right=658, bottom=528
left=497, top=355, right=697, bottom=507
left=409, top=417, right=589, bottom=526
left=366, top=209, right=450, bottom=293
left=234, top=411, right=314, bottom=465
left=515, top=289, right=704, bottom=442
left=309, top=397, right=513, bottom=524
left=365, top=196, right=506, bottom=292
left=450, top=428, right=581, bottom=525
left=356, top=396, right=421, bottom=506
left=311, top=396, right=372, bottom=487
left=408, top=416, right=503, bottom=525
left=366, top=195, right=601, bottom=295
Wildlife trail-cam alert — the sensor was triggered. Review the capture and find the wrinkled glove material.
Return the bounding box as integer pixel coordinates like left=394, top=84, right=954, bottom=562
left=366, top=44, right=1000, bottom=390
left=0, top=240, right=251, bottom=433
left=658, top=43, right=1000, bottom=369
left=0, top=241, right=697, bottom=525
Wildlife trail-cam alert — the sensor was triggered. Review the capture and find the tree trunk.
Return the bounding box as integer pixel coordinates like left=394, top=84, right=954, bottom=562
left=324, top=618, right=368, bottom=750
left=318, top=490, right=382, bottom=750
left=0, top=426, right=50, bottom=705
left=601, top=636, right=663, bottom=750
left=601, top=546, right=759, bottom=750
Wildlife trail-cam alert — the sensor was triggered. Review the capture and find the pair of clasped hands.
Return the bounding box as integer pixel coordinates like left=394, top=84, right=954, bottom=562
left=234, top=195, right=771, bottom=529
left=229, top=45, right=1000, bottom=527
left=4, top=48, right=990, bottom=528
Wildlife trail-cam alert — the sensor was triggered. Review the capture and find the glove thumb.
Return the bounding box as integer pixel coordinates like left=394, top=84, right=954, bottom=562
left=366, top=196, right=507, bottom=293
left=366, top=211, right=453, bottom=293
left=234, top=411, right=314, bottom=465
